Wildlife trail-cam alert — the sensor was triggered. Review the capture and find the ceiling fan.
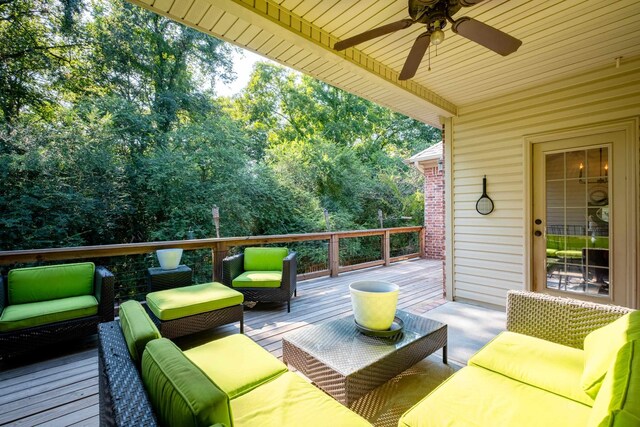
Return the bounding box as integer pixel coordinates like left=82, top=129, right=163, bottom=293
left=333, top=0, right=522, bottom=80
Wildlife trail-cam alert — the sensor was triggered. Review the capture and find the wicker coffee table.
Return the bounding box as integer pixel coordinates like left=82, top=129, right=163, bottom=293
left=282, top=310, right=447, bottom=406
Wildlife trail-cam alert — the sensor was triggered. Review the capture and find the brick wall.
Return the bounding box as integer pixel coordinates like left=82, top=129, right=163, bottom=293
left=423, top=164, right=445, bottom=260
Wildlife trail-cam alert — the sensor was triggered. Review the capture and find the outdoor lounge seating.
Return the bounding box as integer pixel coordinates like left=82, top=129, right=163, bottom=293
left=399, top=290, right=638, bottom=427
left=98, top=300, right=370, bottom=426
left=144, top=281, right=245, bottom=338
left=222, top=247, right=297, bottom=312
left=0, top=262, right=114, bottom=360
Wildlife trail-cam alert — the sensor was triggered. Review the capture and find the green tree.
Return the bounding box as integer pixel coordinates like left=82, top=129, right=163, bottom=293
left=0, top=0, right=83, bottom=123
left=235, top=63, right=440, bottom=230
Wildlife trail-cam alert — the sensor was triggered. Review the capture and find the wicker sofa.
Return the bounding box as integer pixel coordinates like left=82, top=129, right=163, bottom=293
left=399, top=291, right=639, bottom=427
left=98, top=300, right=371, bottom=427
left=222, top=247, right=297, bottom=312
left=0, top=262, right=114, bottom=360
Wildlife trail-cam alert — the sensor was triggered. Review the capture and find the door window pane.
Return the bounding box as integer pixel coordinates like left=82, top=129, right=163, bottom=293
left=545, top=148, right=610, bottom=296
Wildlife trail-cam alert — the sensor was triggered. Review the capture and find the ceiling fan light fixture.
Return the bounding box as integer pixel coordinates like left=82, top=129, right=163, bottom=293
left=430, top=28, right=445, bottom=45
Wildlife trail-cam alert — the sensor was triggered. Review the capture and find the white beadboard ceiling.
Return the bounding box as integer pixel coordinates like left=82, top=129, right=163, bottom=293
left=128, top=0, right=640, bottom=128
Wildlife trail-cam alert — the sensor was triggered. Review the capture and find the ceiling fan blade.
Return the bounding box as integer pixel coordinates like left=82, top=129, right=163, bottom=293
left=334, top=19, right=414, bottom=51
left=399, top=32, right=431, bottom=81
left=458, top=0, right=488, bottom=6
left=452, top=17, right=522, bottom=56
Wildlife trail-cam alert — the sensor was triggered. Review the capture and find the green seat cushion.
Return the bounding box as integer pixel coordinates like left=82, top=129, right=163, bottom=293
left=582, top=311, right=640, bottom=399
left=8, top=262, right=95, bottom=304
left=555, top=250, right=584, bottom=259
left=146, top=282, right=244, bottom=321
left=546, top=248, right=558, bottom=257
left=184, top=334, right=287, bottom=399
left=469, top=331, right=593, bottom=406
left=398, top=366, right=591, bottom=427
left=244, top=247, right=288, bottom=272
left=230, top=372, right=371, bottom=427
left=141, top=338, right=232, bottom=427
left=588, top=340, right=640, bottom=427
left=119, top=300, right=161, bottom=364
left=0, top=295, right=98, bottom=332
left=232, top=271, right=282, bottom=289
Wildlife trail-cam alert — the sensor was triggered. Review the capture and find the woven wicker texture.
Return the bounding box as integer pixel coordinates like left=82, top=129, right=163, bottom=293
left=146, top=265, right=192, bottom=292
left=222, top=251, right=297, bottom=312
left=506, top=290, right=633, bottom=349
left=282, top=310, right=447, bottom=406
left=0, top=266, right=115, bottom=360
left=98, top=321, right=158, bottom=427
left=144, top=304, right=243, bottom=339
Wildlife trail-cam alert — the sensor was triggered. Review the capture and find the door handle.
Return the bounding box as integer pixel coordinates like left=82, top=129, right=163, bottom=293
left=534, top=230, right=542, bottom=237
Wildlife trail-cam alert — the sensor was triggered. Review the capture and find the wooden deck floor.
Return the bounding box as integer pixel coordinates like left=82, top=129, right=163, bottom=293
left=0, top=259, right=444, bottom=427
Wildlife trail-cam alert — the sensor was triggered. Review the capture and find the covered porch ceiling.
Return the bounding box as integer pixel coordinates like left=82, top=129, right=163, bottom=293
left=129, top=0, right=640, bottom=128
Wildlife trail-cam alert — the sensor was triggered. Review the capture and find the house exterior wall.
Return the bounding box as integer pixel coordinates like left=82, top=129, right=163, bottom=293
left=449, top=57, right=640, bottom=307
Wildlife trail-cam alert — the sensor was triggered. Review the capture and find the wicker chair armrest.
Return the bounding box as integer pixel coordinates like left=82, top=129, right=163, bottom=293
left=282, top=252, right=297, bottom=294
left=95, top=266, right=115, bottom=322
left=506, top=290, right=633, bottom=349
left=222, top=253, right=244, bottom=287
left=0, top=275, right=5, bottom=313
left=98, top=321, right=158, bottom=427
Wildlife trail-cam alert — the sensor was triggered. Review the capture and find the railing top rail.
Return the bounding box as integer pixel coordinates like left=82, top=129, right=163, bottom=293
left=0, top=226, right=423, bottom=265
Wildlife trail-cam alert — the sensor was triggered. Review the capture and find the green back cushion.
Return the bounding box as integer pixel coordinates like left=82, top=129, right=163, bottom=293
left=582, top=311, right=640, bottom=399
left=119, top=300, right=161, bottom=364
left=8, top=262, right=95, bottom=304
left=141, top=339, right=232, bottom=427
left=244, top=247, right=288, bottom=271
left=588, top=340, right=640, bottom=427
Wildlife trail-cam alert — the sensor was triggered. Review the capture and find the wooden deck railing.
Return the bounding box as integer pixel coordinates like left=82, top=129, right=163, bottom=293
left=0, top=226, right=425, bottom=285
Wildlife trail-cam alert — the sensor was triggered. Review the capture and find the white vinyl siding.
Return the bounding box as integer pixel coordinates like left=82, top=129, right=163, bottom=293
left=450, top=57, right=640, bottom=307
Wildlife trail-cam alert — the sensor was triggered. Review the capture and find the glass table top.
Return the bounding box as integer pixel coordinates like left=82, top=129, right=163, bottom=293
left=283, top=310, right=445, bottom=375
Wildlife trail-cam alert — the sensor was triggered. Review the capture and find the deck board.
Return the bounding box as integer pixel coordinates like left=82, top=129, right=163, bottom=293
left=0, top=259, right=444, bottom=427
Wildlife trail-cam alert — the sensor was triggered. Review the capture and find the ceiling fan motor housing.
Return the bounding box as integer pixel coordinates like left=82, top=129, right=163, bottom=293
left=409, top=0, right=461, bottom=24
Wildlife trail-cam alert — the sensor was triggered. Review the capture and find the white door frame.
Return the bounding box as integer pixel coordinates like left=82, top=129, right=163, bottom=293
left=523, top=118, right=639, bottom=308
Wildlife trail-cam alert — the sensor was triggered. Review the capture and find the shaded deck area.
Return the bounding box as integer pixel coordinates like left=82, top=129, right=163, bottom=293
left=0, top=259, right=444, bottom=426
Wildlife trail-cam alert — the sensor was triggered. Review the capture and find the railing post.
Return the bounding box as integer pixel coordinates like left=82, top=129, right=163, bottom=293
left=329, top=234, right=339, bottom=277
left=419, top=227, right=426, bottom=259
left=212, top=242, right=228, bottom=282
left=383, top=230, right=391, bottom=266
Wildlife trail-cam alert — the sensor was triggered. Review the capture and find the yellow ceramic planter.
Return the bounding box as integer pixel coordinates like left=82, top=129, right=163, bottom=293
left=349, top=281, right=399, bottom=330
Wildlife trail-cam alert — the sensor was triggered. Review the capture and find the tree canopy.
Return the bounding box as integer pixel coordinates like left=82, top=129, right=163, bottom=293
left=0, top=0, right=441, bottom=251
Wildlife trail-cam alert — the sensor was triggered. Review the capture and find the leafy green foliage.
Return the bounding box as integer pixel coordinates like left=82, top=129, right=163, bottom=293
left=0, top=0, right=440, bottom=252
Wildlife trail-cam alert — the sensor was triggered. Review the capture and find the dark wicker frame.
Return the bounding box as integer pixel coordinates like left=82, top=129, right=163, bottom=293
left=144, top=303, right=244, bottom=339
left=222, top=251, right=297, bottom=312
left=98, top=321, right=158, bottom=427
left=0, top=266, right=114, bottom=360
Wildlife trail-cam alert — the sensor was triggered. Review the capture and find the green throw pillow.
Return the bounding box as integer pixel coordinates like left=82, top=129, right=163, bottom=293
left=582, top=311, right=640, bottom=399
left=119, top=300, right=160, bottom=364
left=588, top=340, right=640, bottom=427
left=141, top=339, right=232, bottom=427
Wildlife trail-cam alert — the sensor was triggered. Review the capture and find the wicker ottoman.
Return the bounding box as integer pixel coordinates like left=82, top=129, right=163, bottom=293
left=145, top=282, right=244, bottom=339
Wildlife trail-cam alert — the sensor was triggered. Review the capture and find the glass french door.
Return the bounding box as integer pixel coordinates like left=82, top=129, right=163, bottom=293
left=532, top=131, right=628, bottom=305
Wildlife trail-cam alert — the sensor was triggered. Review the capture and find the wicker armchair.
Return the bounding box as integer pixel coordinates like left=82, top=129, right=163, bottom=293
left=506, top=290, right=633, bottom=349
left=222, top=249, right=297, bottom=312
left=98, top=321, right=158, bottom=427
left=0, top=265, right=114, bottom=360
